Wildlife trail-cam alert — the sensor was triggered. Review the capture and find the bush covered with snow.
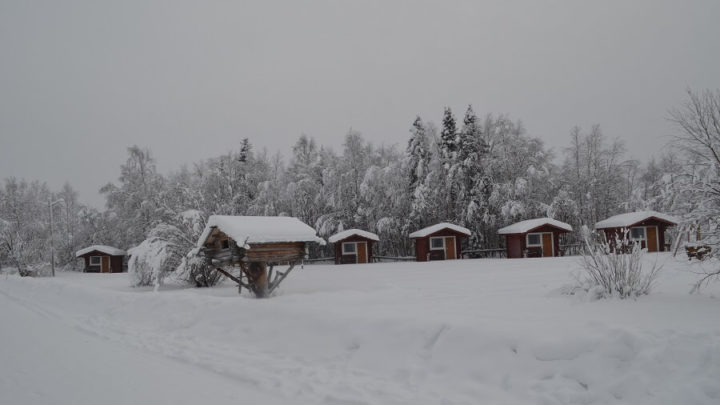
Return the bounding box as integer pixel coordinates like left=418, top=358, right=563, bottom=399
left=174, top=254, right=222, bottom=288
left=128, top=212, right=221, bottom=288
left=575, top=229, right=662, bottom=299
left=128, top=224, right=185, bottom=288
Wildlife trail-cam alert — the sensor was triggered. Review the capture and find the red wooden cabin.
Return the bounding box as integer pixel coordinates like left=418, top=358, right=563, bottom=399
left=498, top=218, right=572, bottom=258
left=328, top=229, right=379, bottom=264
left=595, top=211, right=677, bottom=252
left=75, top=245, right=126, bottom=273
left=409, top=223, right=471, bottom=262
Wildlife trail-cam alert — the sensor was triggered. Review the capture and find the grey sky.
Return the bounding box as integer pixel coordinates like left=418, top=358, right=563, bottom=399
left=1, top=0, right=719, bottom=208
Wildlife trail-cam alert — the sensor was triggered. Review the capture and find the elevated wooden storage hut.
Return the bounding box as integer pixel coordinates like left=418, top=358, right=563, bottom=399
left=328, top=229, right=379, bottom=264
left=595, top=211, right=677, bottom=252
left=409, top=222, right=471, bottom=262
left=498, top=218, right=572, bottom=258
left=196, top=215, right=325, bottom=297
left=75, top=245, right=126, bottom=273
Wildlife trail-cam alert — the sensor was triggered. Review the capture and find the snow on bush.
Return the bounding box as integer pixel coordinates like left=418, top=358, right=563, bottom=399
left=174, top=254, right=222, bottom=288
left=129, top=212, right=221, bottom=289
left=574, top=227, right=662, bottom=299
left=128, top=224, right=185, bottom=288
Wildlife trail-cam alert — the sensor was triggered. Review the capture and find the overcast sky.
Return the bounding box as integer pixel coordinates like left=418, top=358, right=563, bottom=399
left=1, top=0, right=719, bottom=208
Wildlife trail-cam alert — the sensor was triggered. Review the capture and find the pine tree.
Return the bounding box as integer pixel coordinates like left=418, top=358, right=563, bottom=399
left=439, top=107, right=458, bottom=164
left=405, top=116, right=430, bottom=192
left=238, top=138, right=251, bottom=162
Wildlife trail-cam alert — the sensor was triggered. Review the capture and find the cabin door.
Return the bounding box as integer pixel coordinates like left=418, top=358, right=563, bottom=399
left=444, top=236, right=456, bottom=260
left=101, top=256, right=110, bottom=273
left=646, top=226, right=658, bottom=252
left=357, top=242, right=368, bottom=264
left=542, top=234, right=553, bottom=257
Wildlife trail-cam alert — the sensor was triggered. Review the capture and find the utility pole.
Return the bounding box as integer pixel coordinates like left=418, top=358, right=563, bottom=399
left=48, top=199, right=65, bottom=277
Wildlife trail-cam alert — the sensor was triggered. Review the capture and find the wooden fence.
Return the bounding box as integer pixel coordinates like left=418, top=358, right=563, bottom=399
left=560, top=243, right=584, bottom=256
left=304, top=244, right=586, bottom=264
left=302, top=257, right=334, bottom=264
left=461, top=248, right=506, bottom=259
left=373, top=256, right=416, bottom=263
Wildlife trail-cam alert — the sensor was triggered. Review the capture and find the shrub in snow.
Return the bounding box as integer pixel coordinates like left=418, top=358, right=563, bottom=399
left=128, top=224, right=185, bottom=288
left=175, top=254, right=222, bottom=288
left=574, top=227, right=662, bottom=299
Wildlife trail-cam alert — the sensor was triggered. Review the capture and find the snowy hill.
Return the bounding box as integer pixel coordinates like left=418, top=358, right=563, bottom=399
left=1, top=254, right=718, bottom=405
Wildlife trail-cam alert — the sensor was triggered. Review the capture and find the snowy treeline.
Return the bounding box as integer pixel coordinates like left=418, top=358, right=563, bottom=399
left=1, top=92, right=719, bottom=283
left=0, top=179, right=102, bottom=274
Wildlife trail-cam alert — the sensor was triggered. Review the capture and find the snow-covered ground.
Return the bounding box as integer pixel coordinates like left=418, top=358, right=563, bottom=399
left=1, top=254, right=718, bottom=405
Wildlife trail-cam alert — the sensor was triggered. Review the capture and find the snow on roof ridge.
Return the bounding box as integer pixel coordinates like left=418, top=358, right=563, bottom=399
left=409, top=222, right=471, bottom=238
left=498, top=218, right=573, bottom=235
left=75, top=245, right=126, bottom=258
left=595, top=210, right=679, bottom=229
left=328, top=229, right=380, bottom=243
left=196, top=215, right=326, bottom=249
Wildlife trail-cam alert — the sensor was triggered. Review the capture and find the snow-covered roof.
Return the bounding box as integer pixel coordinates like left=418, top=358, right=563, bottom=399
left=75, top=245, right=126, bottom=258
left=498, top=218, right=573, bottom=235
left=409, top=222, right=471, bottom=238
left=328, top=229, right=380, bottom=243
left=196, top=215, right=326, bottom=249
left=595, top=211, right=678, bottom=229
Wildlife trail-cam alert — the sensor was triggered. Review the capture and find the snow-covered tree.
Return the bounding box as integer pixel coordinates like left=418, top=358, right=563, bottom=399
left=127, top=223, right=186, bottom=288
left=405, top=116, right=430, bottom=191
left=668, top=89, right=720, bottom=290
left=101, top=146, right=167, bottom=248
left=439, top=107, right=458, bottom=163
left=0, top=178, right=52, bottom=275
left=559, top=125, right=629, bottom=233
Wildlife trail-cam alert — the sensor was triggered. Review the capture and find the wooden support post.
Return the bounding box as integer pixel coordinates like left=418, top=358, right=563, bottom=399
left=268, top=262, right=296, bottom=294
left=246, top=261, right=268, bottom=298
left=215, top=267, right=250, bottom=291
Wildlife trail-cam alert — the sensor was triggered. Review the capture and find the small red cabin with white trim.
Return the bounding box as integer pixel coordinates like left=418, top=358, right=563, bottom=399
left=409, top=222, right=471, bottom=262
left=595, top=211, right=677, bottom=252
left=75, top=245, right=126, bottom=273
left=498, top=218, right=572, bottom=258
left=328, top=229, right=379, bottom=264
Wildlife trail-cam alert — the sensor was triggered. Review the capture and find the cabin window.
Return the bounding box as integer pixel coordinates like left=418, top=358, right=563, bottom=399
left=527, top=233, right=542, bottom=246
left=342, top=242, right=357, bottom=254
left=221, top=239, right=230, bottom=249
left=430, top=237, right=445, bottom=250
left=90, top=256, right=102, bottom=265
left=630, top=227, right=645, bottom=241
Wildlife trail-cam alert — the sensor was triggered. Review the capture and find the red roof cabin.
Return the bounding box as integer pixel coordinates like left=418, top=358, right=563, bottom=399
left=498, top=218, right=572, bottom=258
left=328, top=229, right=379, bottom=264
left=595, top=211, right=678, bottom=252
left=409, top=222, right=471, bottom=262
left=75, top=245, right=126, bottom=273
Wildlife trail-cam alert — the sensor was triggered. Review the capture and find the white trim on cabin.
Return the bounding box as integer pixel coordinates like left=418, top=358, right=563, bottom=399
left=628, top=225, right=660, bottom=251
left=341, top=241, right=368, bottom=263
left=342, top=242, right=357, bottom=254
left=629, top=227, right=646, bottom=242
left=429, top=236, right=446, bottom=250
left=89, top=256, right=102, bottom=266
left=526, top=232, right=554, bottom=257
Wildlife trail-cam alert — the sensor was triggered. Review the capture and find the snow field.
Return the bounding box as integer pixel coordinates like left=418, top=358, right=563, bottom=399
left=1, top=254, right=719, bottom=404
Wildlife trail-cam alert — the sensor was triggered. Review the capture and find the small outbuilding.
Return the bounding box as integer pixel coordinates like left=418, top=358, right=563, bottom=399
left=409, top=222, right=471, bottom=262
left=595, top=211, right=677, bottom=252
left=498, top=218, right=572, bottom=258
left=196, top=215, right=325, bottom=297
left=75, top=245, right=126, bottom=273
left=328, top=229, right=379, bottom=264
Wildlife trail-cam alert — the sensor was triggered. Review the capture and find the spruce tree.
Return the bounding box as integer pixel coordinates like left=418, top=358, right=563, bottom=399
left=406, top=116, right=430, bottom=191
left=440, top=107, right=458, bottom=163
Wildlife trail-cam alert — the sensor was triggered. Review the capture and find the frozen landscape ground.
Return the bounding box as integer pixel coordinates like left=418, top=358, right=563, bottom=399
left=1, top=254, right=718, bottom=405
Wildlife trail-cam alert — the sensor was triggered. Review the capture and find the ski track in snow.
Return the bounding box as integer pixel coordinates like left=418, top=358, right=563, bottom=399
left=1, top=254, right=719, bottom=404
